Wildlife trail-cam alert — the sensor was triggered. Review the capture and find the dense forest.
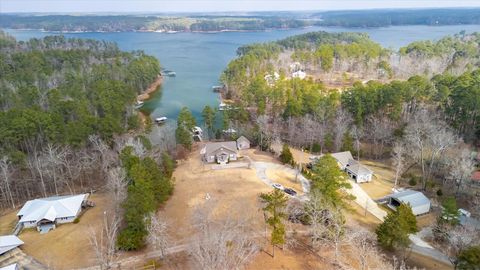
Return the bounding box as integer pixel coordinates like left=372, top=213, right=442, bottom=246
left=0, top=31, right=162, bottom=208
left=223, top=31, right=480, bottom=94
left=315, top=8, right=480, bottom=27
left=0, top=15, right=310, bottom=32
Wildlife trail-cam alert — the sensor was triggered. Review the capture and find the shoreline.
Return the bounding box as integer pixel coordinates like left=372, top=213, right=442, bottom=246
left=137, top=74, right=163, bottom=126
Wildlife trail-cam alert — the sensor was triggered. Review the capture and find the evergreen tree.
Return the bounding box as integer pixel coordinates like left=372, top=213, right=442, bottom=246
left=457, top=245, right=480, bottom=270
left=260, top=189, right=288, bottom=257
left=177, top=107, right=196, bottom=130
left=309, top=154, right=354, bottom=208
left=441, top=196, right=460, bottom=225
left=376, top=203, right=418, bottom=250
left=279, top=144, right=294, bottom=165
left=175, top=125, right=192, bottom=150
left=202, top=105, right=216, bottom=134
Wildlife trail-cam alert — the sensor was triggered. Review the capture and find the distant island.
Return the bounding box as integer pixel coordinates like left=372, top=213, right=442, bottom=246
left=2, top=8, right=480, bottom=33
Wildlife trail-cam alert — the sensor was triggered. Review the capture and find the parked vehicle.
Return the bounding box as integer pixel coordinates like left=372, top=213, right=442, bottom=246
left=272, top=183, right=284, bottom=190
left=283, top=188, right=297, bottom=196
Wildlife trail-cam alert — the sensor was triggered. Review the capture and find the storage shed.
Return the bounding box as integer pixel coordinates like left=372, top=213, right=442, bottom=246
left=388, top=190, right=431, bottom=216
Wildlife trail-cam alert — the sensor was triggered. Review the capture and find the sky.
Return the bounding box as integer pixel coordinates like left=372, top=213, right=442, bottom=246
left=1, top=0, right=480, bottom=13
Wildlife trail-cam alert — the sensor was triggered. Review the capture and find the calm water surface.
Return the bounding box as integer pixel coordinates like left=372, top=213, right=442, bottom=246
left=6, top=25, right=479, bottom=122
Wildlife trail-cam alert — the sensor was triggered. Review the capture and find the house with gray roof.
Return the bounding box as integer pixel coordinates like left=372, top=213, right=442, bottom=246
left=328, top=151, right=373, bottom=183
left=201, top=141, right=238, bottom=164
left=388, top=190, right=431, bottom=216
left=17, top=194, right=89, bottom=233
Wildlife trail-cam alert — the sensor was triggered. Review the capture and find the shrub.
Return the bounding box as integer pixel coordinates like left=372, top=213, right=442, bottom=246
left=311, top=142, right=321, bottom=153
left=73, top=217, right=80, bottom=224
left=408, top=178, right=417, bottom=186
left=436, top=189, right=443, bottom=196
left=279, top=144, right=294, bottom=165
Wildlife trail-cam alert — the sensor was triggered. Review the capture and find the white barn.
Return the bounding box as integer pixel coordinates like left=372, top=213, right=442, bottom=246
left=0, top=235, right=23, bottom=255
left=388, top=190, right=431, bottom=216
left=17, top=194, right=89, bottom=233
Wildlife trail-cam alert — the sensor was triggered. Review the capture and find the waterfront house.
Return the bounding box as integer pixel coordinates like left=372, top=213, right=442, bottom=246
left=201, top=141, right=238, bottom=164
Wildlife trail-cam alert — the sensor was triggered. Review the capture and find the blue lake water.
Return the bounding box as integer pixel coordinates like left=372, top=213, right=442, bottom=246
left=5, top=24, right=479, bottom=122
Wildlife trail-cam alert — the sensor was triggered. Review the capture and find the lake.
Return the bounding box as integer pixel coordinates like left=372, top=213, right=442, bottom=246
left=5, top=24, right=479, bottom=122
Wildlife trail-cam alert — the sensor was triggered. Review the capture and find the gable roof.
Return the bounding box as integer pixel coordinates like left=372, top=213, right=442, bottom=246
left=346, top=159, right=373, bottom=176
left=389, top=190, right=430, bottom=208
left=236, top=136, right=250, bottom=144
left=17, top=194, right=87, bottom=223
left=0, top=235, right=24, bottom=255
left=331, top=151, right=354, bottom=167
left=203, top=141, right=238, bottom=156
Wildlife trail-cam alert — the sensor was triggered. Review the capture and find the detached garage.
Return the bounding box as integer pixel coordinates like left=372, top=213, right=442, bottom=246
left=388, top=190, right=431, bottom=216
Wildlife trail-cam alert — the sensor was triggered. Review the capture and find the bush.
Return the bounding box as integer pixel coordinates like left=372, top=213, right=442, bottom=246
left=73, top=217, right=80, bottom=224
left=408, top=178, right=417, bottom=186
left=311, top=142, right=321, bottom=153
left=137, top=135, right=152, bottom=150
left=279, top=144, right=294, bottom=165
left=436, top=189, right=443, bottom=196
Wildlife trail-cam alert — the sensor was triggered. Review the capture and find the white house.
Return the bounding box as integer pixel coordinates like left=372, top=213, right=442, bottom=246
left=291, top=70, right=306, bottom=79
left=201, top=142, right=238, bottom=164
left=236, top=136, right=250, bottom=150
left=17, top=194, right=89, bottom=233
left=388, top=190, right=431, bottom=216
left=0, top=235, right=23, bottom=255
left=330, top=151, right=373, bottom=183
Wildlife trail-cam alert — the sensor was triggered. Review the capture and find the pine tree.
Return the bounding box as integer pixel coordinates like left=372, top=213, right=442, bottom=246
left=260, top=189, right=288, bottom=257
left=376, top=203, right=418, bottom=250
left=279, top=144, right=294, bottom=165
left=309, top=154, right=354, bottom=208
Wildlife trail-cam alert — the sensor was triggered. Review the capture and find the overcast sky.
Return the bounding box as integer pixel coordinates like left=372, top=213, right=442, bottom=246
left=2, top=0, right=480, bottom=13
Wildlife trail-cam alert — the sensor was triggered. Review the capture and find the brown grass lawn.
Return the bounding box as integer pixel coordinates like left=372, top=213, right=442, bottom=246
left=14, top=192, right=114, bottom=270
left=0, top=209, right=17, bottom=235
left=157, top=144, right=271, bottom=242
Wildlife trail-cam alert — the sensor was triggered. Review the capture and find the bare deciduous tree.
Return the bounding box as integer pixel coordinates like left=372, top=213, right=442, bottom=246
left=351, top=229, right=377, bottom=270
left=392, top=141, right=407, bottom=189
left=447, top=223, right=480, bottom=267
left=334, top=107, right=352, bottom=152
left=188, top=201, right=259, bottom=270
left=404, top=109, right=459, bottom=190
left=89, top=212, right=120, bottom=270
left=447, top=148, right=475, bottom=195
left=106, top=167, right=127, bottom=214
left=0, top=156, right=15, bottom=208
left=147, top=213, right=171, bottom=259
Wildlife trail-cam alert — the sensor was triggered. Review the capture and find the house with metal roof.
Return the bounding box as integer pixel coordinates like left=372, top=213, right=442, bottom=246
left=329, top=151, right=373, bottom=183
left=17, top=194, right=89, bottom=233
left=0, top=264, right=18, bottom=270
left=387, top=190, right=431, bottom=216
left=236, top=136, right=250, bottom=150
left=201, top=141, right=238, bottom=164
left=0, top=236, right=23, bottom=255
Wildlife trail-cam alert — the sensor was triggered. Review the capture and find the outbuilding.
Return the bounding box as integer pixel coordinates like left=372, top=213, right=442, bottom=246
left=236, top=136, right=250, bottom=150
left=388, top=190, right=431, bottom=216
